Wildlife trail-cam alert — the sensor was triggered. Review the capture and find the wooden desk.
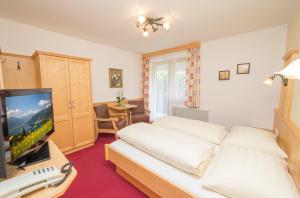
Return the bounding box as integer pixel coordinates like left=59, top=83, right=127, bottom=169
left=1, top=140, right=77, bottom=198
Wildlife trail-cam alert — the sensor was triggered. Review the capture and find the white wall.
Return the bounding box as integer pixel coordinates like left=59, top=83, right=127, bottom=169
left=0, top=17, right=142, bottom=102
left=201, top=25, right=287, bottom=129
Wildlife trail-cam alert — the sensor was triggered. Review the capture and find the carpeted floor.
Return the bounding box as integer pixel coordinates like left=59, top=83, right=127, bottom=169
left=62, top=134, right=146, bottom=198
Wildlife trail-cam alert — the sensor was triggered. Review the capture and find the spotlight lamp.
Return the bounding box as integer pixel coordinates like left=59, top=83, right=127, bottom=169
left=264, top=74, right=288, bottom=86
left=264, top=58, right=300, bottom=87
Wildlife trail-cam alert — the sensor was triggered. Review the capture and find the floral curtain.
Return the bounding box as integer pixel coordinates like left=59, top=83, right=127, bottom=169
left=142, top=57, right=150, bottom=109
left=185, top=47, right=200, bottom=108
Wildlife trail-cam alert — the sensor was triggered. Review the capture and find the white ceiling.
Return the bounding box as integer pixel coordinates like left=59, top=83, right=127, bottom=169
left=0, top=0, right=299, bottom=53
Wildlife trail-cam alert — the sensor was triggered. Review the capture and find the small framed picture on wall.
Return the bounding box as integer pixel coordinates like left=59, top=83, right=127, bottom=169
left=237, top=63, right=250, bottom=74
left=219, top=70, right=230, bottom=80
left=109, top=68, right=123, bottom=88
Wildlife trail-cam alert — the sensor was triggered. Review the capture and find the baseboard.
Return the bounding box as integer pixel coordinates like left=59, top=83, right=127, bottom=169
left=64, top=143, right=94, bottom=155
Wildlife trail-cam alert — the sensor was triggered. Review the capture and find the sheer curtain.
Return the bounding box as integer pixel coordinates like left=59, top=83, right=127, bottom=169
left=149, top=56, right=187, bottom=120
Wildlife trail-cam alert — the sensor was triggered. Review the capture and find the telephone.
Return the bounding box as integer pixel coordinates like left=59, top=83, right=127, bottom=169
left=0, top=163, right=73, bottom=198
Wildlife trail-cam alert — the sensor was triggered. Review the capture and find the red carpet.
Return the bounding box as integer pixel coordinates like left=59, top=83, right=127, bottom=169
left=62, top=134, right=146, bottom=198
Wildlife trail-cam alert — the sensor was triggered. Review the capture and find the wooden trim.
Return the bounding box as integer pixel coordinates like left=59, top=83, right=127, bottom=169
left=274, top=110, right=300, bottom=193
left=278, top=49, right=298, bottom=119
left=104, top=144, right=109, bottom=160
left=142, top=42, right=201, bottom=58
left=1, top=52, right=32, bottom=58
left=116, top=167, right=160, bottom=198
left=64, top=142, right=94, bottom=155
left=105, top=145, right=194, bottom=198
left=0, top=61, right=4, bottom=89
left=282, top=49, right=299, bottom=61
left=275, top=49, right=300, bottom=193
left=32, top=51, right=92, bottom=61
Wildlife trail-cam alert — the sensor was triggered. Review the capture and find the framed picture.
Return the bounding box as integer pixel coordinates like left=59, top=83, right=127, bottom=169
left=237, top=63, right=250, bottom=74
left=109, top=68, right=123, bottom=88
left=219, top=70, right=230, bottom=80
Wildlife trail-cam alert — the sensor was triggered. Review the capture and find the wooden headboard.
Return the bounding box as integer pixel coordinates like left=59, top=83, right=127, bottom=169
left=275, top=110, right=300, bottom=192
left=275, top=49, right=300, bottom=192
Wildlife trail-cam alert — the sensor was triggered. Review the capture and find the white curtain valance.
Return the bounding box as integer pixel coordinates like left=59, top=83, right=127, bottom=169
left=150, top=57, right=187, bottom=67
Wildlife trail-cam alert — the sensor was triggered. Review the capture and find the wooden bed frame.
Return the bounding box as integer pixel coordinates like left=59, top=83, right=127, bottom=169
left=104, top=144, right=193, bottom=198
left=275, top=49, right=300, bottom=193
left=104, top=50, right=300, bottom=197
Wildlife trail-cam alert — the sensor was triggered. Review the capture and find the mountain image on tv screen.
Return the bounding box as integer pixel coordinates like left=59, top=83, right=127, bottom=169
left=6, top=93, right=53, bottom=160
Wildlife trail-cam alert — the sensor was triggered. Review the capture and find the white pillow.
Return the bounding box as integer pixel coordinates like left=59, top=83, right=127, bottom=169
left=153, top=116, right=227, bottom=144
left=223, top=126, right=287, bottom=158
left=203, top=145, right=300, bottom=198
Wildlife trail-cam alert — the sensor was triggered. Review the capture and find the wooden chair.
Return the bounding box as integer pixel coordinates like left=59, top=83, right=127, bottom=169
left=93, top=104, right=127, bottom=139
left=128, top=99, right=151, bottom=124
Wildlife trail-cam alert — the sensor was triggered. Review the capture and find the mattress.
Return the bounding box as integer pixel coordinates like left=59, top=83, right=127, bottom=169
left=110, top=140, right=225, bottom=198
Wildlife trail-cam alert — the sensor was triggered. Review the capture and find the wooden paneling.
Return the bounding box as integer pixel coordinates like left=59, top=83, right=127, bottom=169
left=39, top=55, right=74, bottom=152
left=278, top=50, right=299, bottom=119
left=283, top=49, right=299, bottom=61
left=1, top=53, right=37, bottom=89
left=275, top=49, right=300, bottom=193
left=69, top=58, right=94, bottom=147
left=275, top=110, right=300, bottom=192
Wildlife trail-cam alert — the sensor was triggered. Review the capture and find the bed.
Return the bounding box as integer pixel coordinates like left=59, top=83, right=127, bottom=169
left=104, top=115, right=300, bottom=198
left=108, top=140, right=223, bottom=198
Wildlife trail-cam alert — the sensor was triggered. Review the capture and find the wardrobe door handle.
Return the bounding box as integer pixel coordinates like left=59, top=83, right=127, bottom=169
left=71, top=101, right=75, bottom=109
left=68, top=101, right=72, bottom=109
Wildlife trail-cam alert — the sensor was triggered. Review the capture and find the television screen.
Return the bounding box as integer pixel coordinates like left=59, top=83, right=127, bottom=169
left=5, top=92, right=53, bottom=161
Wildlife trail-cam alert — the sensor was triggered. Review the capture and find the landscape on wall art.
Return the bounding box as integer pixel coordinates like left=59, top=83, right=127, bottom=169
left=6, top=93, right=53, bottom=160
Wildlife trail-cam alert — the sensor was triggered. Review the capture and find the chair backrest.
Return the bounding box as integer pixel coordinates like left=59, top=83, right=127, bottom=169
left=128, top=99, right=145, bottom=114
left=94, top=104, right=110, bottom=118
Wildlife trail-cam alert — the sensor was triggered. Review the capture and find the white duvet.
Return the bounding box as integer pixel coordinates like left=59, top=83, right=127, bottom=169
left=153, top=116, right=227, bottom=144
left=117, top=123, right=215, bottom=176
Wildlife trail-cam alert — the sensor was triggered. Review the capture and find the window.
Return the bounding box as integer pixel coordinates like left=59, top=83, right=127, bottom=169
left=149, top=55, right=187, bottom=120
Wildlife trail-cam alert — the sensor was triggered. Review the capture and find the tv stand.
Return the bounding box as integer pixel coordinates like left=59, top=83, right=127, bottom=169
left=13, top=142, right=50, bottom=168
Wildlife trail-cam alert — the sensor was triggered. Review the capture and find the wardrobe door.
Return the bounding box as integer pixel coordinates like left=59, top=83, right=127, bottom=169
left=40, top=55, right=74, bottom=152
left=69, top=58, right=94, bottom=148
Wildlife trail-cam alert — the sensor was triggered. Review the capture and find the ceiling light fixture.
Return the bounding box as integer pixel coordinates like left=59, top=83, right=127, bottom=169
left=163, top=21, right=170, bottom=31
left=142, top=29, right=149, bottom=37
left=138, top=15, right=146, bottom=24
left=137, top=16, right=170, bottom=37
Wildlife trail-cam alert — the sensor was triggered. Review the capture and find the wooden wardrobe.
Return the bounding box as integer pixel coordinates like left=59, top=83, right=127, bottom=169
left=33, top=51, right=94, bottom=153
left=0, top=51, right=94, bottom=153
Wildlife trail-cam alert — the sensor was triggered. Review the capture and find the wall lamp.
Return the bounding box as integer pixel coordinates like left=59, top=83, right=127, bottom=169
left=264, top=58, right=300, bottom=86
left=264, top=74, right=288, bottom=86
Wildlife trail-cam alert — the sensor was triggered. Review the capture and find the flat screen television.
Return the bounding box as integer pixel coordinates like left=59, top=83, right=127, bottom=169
left=0, top=89, right=54, bottom=178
